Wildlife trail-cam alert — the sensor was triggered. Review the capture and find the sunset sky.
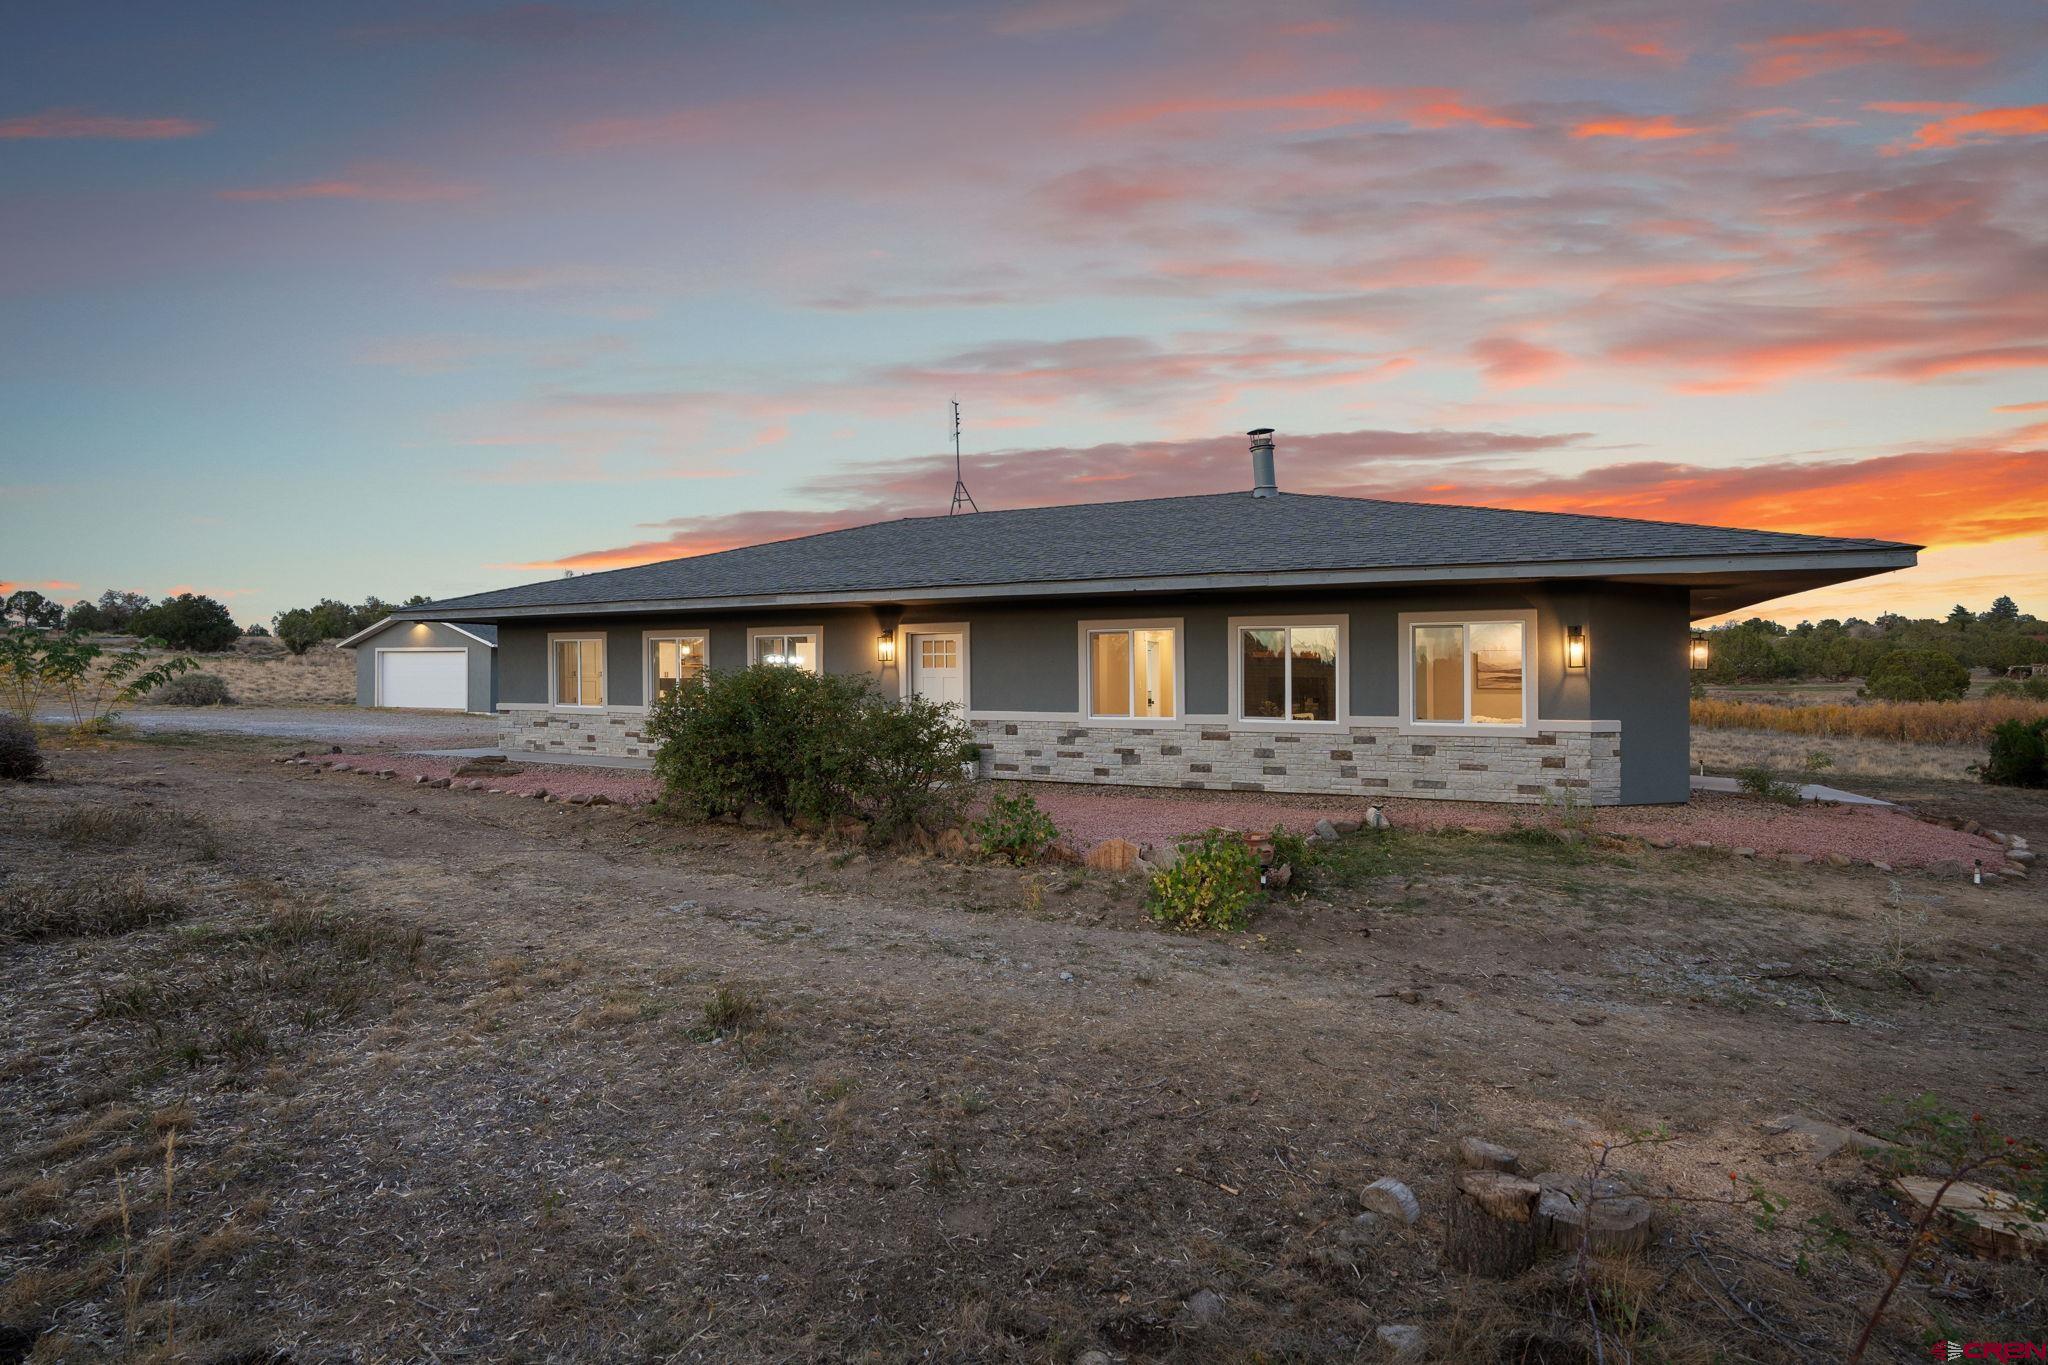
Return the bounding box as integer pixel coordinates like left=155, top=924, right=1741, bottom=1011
left=4, top=0, right=2046, bottom=627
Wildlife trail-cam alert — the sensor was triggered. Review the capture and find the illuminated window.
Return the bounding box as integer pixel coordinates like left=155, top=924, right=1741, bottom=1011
left=551, top=636, right=605, bottom=708
left=1238, top=623, right=1339, bottom=722
left=647, top=634, right=706, bottom=701
left=1085, top=626, right=1176, bottom=719
left=1409, top=620, right=1527, bottom=726
left=751, top=631, right=819, bottom=672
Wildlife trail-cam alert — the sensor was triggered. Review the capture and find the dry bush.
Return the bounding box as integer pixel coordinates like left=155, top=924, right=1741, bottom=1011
left=1691, top=697, right=2048, bottom=746
left=0, top=879, right=189, bottom=943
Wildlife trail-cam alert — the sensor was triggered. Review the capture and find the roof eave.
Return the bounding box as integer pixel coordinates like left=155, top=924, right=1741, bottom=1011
left=395, top=545, right=1919, bottom=622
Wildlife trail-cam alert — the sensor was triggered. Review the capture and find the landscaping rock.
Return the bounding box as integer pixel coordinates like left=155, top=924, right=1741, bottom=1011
left=1265, top=862, right=1293, bottom=890
left=1083, top=838, right=1144, bottom=874
left=1177, top=1289, right=1227, bottom=1329
left=1361, top=1177, right=1422, bottom=1225
left=1457, top=1137, right=1522, bottom=1173
left=1313, top=818, right=1340, bottom=841
left=1376, top=1324, right=1425, bottom=1362
left=1733, top=847, right=1756, bottom=858
left=2011, top=849, right=2035, bottom=864
left=426, top=777, right=451, bottom=789
left=454, top=760, right=521, bottom=778
left=1333, top=818, right=1361, bottom=835
left=1364, top=807, right=1390, bottom=831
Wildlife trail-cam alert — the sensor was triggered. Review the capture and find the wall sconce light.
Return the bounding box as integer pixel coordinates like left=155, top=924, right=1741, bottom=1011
left=1566, top=625, right=1586, bottom=670
left=876, top=632, right=896, bottom=665
left=1689, top=636, right=1711, bottom=671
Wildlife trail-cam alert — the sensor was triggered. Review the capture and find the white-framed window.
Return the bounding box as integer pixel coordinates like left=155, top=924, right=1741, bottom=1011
left=1079, top=619, right=1180, bottom=721
left=1230, top=616, right=1345, bottom=725
left=1397, top=611, right=1535, bottom=730
left=746, top=625, right=821, bottom=673
left=644, top=631, right=708, bottom=704
left=548, top=633, right=606, bottom=709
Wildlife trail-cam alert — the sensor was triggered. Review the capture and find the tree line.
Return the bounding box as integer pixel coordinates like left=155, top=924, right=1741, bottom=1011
left=1701, top=596, right=2046, bottom=684
left=1, top=588, right=430, bottom=654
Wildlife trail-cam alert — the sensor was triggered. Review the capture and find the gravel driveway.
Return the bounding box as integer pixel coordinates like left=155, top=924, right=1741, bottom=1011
left=37, top=704, right=500, bottom=747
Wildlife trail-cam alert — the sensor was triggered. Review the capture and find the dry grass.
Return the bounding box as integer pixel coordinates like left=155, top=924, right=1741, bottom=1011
left=1692, top=696, right=2048, bottom=745
left=119, top=649, right=354, bottom=707
left=1691, top=727, right=1985, bottom=781
left=0, top=879, right=189, bottom=943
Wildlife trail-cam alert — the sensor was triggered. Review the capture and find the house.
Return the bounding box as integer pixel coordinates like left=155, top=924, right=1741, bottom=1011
left=376, top=431, right=1915, bottom=804
left=334, top=618, right=497, bottom=714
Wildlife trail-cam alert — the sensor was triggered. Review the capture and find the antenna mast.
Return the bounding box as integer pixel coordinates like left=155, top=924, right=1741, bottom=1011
left=948, top=399, right=978, bottom=515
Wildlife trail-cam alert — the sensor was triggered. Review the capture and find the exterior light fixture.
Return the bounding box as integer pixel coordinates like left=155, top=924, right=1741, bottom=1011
left=876, top=632, right=896, bottom=665
left=1689, top=636, right=1711, bottom=671
left=1566, top=625, right=1586, bottom=670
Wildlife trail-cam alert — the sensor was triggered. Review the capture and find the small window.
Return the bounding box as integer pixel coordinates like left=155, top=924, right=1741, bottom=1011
left=1086, top=626, right=1175, bottom=720
left=1411, top=620, right=1526, bottom=726
left=918, top=636, right=957, bottom=670
left=552, top=637, right=604, bottom=707
left=752, top=632, right=818, bottom=672
left=1239, top=624, right=1338, bottom=722
left=648, top=635, right=705, bottom=702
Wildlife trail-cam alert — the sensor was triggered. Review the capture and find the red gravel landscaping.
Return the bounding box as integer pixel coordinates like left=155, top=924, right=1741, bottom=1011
left=984, top=781, right=2013, bottom=871
left=308, top=755, right=2011, bottom=872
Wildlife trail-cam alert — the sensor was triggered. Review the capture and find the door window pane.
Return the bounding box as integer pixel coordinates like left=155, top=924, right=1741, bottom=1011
left=1088, top=631, right=1131, bottom=716
left=1241, top=628, right=1286, bottom=719
left=1291, top=626, right=1337, bottom=721
left=1412, top=625, right=1464, bottom=722
left=1469, top=622, right=1524, bottom=724
left=1134, top=629, right=1175, bottom=719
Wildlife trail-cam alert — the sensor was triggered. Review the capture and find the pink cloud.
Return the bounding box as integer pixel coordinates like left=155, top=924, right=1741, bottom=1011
left=1470, top=336, right=1569, bottom=388
left=1871, top=346, right=2048, bottom=380
left=220, top=164, right=479, bottom=203
left=0, top=108, right=209, bottom=140
left=1090, top=86, right=1531, bottom=134
left=1739, top=29, right=1986, bottom=88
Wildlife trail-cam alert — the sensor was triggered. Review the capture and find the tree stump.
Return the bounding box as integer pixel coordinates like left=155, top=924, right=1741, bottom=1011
left=1456, top=1136, right=1522, bottom=1173
left=1533, top=1172, right=1653, bottom=1255
left=1442, top=1170, right=1544, bottom=1277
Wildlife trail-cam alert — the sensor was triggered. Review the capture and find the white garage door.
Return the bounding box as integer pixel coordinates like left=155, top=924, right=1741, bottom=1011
left=378, top=650, right=468, bottom=711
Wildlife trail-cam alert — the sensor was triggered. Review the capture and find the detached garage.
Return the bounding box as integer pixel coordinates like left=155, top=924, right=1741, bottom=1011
left=336, top=619, right=496, bottom=714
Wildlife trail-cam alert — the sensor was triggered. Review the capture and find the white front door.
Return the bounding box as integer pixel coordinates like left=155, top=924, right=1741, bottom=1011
left=378, top=649, right=468, bottom=710
left=909, top=632, right=965, bottom=711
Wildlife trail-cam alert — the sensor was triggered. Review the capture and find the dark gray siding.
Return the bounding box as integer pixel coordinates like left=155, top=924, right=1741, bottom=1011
left=349, top=620, right=496, bottom=713
left=487, top=581, right=1690, bottom=803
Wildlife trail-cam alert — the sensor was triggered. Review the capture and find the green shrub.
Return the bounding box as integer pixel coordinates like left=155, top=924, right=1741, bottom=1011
left=0, top=714, right=43, bottom=781
left=645, top=665, right=973, bottom=837
left=130, top=593, right=240, bottom=652
left=1863, top=648, right=1970, bottom=702
left=1985, top=678, right=2022, bottom=698
left=154, top=672, right=235, bottom=706
left=972, top=791, right=1060, bottom=864
left=1266, top=825, right=1318, bottom=884
left=1983, top=717, right=2048, bottom=788
left=1146, top=830, right=1262, bottom=932
left=1736, top=763, right=1800, bottom=805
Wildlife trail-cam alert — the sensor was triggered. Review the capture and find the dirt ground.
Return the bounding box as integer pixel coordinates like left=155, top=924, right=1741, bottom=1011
left=3, top=734, right=2044, bottom=1363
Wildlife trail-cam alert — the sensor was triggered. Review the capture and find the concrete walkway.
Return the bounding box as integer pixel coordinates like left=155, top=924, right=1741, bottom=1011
left=409, top=746, right=655, bottom=771
left=1689, top=774, right=1893, bottom=807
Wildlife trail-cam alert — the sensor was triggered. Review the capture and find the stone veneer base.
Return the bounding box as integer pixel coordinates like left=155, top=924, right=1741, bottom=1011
left=968, top=718, right=1622, bottom=804
left=499, top=708, right=1623, bottom=804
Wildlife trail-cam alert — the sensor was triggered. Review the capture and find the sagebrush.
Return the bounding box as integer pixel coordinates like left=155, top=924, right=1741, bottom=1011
left=153, top=672, right=235, bottom=707
left=1691, top=697, right=2048, bottom=745
left=0, top=712, right=42, bottom=780
left=646, top=665, right=974, bottom=838
left=1983, top=717, right=2048, bottom=788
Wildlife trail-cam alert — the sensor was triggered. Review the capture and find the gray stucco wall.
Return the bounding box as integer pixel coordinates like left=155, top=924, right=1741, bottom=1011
left=348, top=620, right=496, bottom=713
left=481, top=581, right=1690, bottom=802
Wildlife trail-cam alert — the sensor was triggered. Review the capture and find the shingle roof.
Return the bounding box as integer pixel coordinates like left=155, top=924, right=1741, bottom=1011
left=409, top=492, right=1916, bottom=616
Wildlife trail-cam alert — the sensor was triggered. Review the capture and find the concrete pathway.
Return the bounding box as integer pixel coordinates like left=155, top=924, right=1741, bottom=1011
left=1689, top=773, right=1893, bottom=807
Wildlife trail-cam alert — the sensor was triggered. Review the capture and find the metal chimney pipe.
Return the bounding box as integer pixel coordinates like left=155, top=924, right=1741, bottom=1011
left=1248, top=428, right=1277, bottom=497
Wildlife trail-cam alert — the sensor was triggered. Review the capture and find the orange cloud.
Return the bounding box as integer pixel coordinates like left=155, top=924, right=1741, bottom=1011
left=1872, top=346, right=2048, bottom=380
left=0, top=108, right=209, bottom=140
left=1570, top=114, right=1705, bottom=141
left=1469, top=336, right=1569, bottom=388
left=1091, top=86, right=1530, bottom=134
left=1994, top=400, right=2048, bottom=413
left=1895, top=104, right=2048, bottom=152
left=1862, top=101, right=1972, bottom=116
left=220, top=165, right=479, bottom=203
left=1740, top=28, right=1986, bottom=87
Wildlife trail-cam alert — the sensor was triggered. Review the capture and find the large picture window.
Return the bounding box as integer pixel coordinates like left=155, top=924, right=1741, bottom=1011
left=647, top=633, right=706, bottom=702
left=749, top=629, right=819, bottom=672
left=1238, top=623, right=1339, bottom=723
left=1410, top=619, right=1526, bottom=726
left=550, top=636, right=605, bottom=708
left=1085, top=625, right=1177, bottom=720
